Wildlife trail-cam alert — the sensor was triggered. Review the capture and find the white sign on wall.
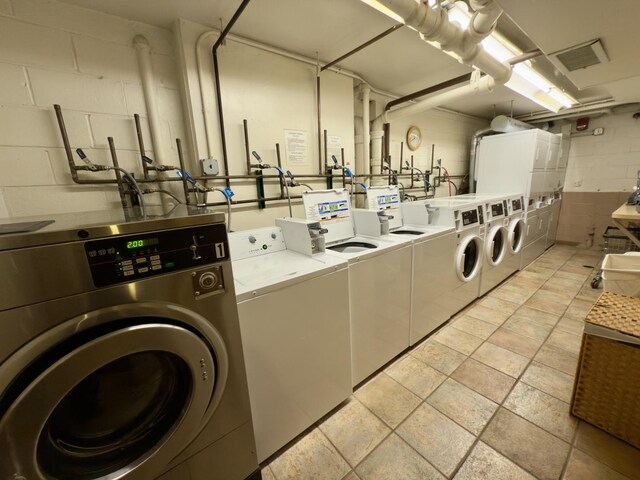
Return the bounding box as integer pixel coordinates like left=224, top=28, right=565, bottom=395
left=284, top=130, right=308, bottom=165
left=327, top=135, right=343, bottom=165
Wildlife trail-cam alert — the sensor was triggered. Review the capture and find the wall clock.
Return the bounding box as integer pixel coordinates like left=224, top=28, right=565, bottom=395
left=407, top=126, right=422, bottom=151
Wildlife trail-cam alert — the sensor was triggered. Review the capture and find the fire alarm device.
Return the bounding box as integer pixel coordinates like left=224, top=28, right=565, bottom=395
left=576, top=117, right=589, bottom=131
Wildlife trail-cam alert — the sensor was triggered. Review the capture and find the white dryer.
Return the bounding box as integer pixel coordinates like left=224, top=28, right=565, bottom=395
left=302, top=189, right=413, bottom=386
left=546, top=191, right=562, bottom=248
left=520, top=196, right=546, bottom=268
left=230, top=224, right=351, bottom=462
left=365, top=186, right=456, bottom=345
left=504, top=194, right=527, bottom=272
left=419, top=197, right=487, bottom=316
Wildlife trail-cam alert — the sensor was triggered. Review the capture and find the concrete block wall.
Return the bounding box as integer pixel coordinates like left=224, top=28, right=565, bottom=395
left=0, top=0, right=186, bottom=218
left=367, top=92, right=487, bottom=198
left=556, top=112, right=640, bottom=247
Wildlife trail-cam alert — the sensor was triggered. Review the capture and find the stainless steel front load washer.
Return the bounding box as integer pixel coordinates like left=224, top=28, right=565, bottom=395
left=0, top=207, right=260, bottom=480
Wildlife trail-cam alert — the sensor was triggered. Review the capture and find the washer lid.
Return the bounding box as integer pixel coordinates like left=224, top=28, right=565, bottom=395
left=366, top=185, right=403, bottom=230
left=303, top=189, right=355, bottom=244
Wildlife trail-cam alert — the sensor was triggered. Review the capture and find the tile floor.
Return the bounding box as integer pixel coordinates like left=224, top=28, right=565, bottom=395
left=259, top=245, right=640, bottom=480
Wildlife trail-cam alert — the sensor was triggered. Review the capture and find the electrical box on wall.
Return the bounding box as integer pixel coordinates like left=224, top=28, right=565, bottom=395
left=201, top=158, right=220, bottom=176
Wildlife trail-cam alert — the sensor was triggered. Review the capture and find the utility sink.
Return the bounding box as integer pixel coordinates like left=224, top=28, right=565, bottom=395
left=328, top=241, right=377, bottom=253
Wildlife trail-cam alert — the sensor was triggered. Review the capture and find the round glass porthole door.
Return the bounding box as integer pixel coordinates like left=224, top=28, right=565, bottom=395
left=509, top=219, right=525, bottom=254
left=486, top=226, right=508, bottom=266
left=0, top=323, right=218, bottom=480
left=456, top=235, right=482, bottom=282
left=37, top=351, right=190, bottom=479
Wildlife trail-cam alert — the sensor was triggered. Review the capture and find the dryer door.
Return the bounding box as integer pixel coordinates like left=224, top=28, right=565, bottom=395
left=485, top=225, right=508, bottom=266
left=508, top=218, right=526, bottom=254
left=0, top=304, right=229, bottom=480
left=456, top=235, right=483, bottom=282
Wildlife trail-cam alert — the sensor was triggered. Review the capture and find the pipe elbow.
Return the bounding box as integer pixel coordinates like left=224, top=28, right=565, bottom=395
left=133, top=35, right=151, bottom=52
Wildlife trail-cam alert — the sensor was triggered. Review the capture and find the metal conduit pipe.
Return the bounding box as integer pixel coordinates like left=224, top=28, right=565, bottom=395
left=362, top=84, right=371, bottom=181
left=133, top=36, right=167, bottom=165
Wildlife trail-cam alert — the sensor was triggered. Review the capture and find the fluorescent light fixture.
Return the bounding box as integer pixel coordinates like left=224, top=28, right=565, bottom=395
left=360, top=0, right=577, bottom=112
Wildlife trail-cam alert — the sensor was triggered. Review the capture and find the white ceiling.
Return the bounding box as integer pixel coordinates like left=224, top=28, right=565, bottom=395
left=60, top=0, right=640, bottom=119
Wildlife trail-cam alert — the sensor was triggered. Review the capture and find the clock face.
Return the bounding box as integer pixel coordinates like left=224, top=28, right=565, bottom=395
left=407, top=126, right=422, bottom=151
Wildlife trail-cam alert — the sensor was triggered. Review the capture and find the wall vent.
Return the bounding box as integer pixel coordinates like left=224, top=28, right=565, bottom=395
left=550, top=39, right=609, bottom=73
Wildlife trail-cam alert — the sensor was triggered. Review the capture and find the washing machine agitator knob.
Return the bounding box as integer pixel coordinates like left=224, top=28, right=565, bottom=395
left=249, top=235, right=256, bottom=244
left=271, top=232, right=277, bottom=239
left=199, top=272, right=218, bottom=290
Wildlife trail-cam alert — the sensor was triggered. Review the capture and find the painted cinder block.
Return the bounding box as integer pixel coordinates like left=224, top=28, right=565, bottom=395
left=2, top=185, right=109, bottom=217
left=73, top=35, right=140, bottom=82
left=0, top=63, right=32, bottom=106
left=0, top=146, right=55, bottom=186
left=0, top=16, right=75, bottom=70
left=29, top=68, right=128, bottom=115
left=90, top=113, right=152, bottom=151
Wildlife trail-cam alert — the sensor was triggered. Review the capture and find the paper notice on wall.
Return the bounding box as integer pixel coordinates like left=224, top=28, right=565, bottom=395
left=284, top=130, right=308, bottom=165
left=327, top=135, right=342, bottom=165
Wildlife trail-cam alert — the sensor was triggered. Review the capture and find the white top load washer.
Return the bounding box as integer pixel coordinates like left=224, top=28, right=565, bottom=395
left=417, top=197, right=487, bottom=315
left=366, top=186, right=456, bottom=345
left=230, top=225, right=351, bottom=462
left=302, top=189, right=413, bottom=386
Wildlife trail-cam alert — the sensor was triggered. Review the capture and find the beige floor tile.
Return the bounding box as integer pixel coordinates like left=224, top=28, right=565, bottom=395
left=574, top=422, right=640, bottom=480
left=397, top=403, right=475, bottom=477
left=524, top=264, right=557, bottom=279
left=556, top=317, right=585, bottom=336
left=539, top=281, right=580, bottom=297
left=508, top=274, right=546, bottom=290
left=503, top=382, right=578, bottom=443
left=560, top=264, right=594, bottom=276
left=521, top=361, right=575, bottom=403
left=464, top=303, right=511, bottom=325
left=576, top=286, right=601, bottom=302
left=427, top=378, right=498, bottom=435
left=479, top=296, right=520, bottom=315
left=481, top=408, right=570, bottom=480
left=354, top=373, right=421, bottom=428
left=341, top=472, right=360, bottom=480
left=453, top=441, right=536, bottom=480
left=411, top=340, right=467, bottom=375
left=511, top=305, right=560, bottom=327
left=546, top=329, right=583, bottom=355
left=385, top=355, right=446, bottom=398
left=452, top=315, right=499, bottom=340
left=502, top=315, right=553, bottom=342
left=564, top=298, right=595, bottom=321
left=319, top=398, right=390, bottom=467
left=487, top=327, right=543, bottom=358
left=563, top=448, right=631, bottom=480
left=471, top=342, right=529, bottom=378
left=530, top=288, right=575, bottom=306
left=261, top=465, right=276, bottom=480
left=355, top=433, right=445, bottom=480
left=433, top=325, right=484, bottom=356
left=524, top=295, right=568, bottom=316
left=490, top=284, right=536, bottom=304
left=534, top=343, right=579, bottom=376
left=270, top=428, right=351, bottom=480
left=554, top=269, right=590, bottom=283
left=451, top=357, right=516, bottom=403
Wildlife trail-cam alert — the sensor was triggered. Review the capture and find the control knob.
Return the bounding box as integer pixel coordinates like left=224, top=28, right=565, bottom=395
left=199, top=272, right=218, bottom=290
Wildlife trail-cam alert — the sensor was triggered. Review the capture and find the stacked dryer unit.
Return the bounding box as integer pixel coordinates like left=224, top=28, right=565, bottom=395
left=546, top=190, right=562, bottom=248
left=301, top=189, right=413, bottom=386
left=475, top=128, right=564, bottom=267
left=229, top=222, right=352, bottom=462
left=364, top=186, right=456, bottom=345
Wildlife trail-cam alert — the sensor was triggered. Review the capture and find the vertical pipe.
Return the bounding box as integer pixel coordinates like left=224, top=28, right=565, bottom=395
left=133, top=36, right=166, bottom=165
left=275, top=143, right=285, bottom=198
left=399, top=142, right=404, bottom=174
left=134, top=113, right=149, bottom=179
left=316, top=72, right=322, bottom=174
left=107, top=137, right=128, bottom=208
left=243, top=119, right=252, bottom=174
left=362, top=85, right=371, bottom=180
left=54, top=104, right=80, bottom=183
left=380, top=137, right=385, bottom=174
left=387, top=155, right=392, bottom=185
left=323, top=129, right=329, bottom=171
left=341, top=147, right=346, bottom=188
left=256, top=171, right=266, bottom=209
left=176, top=138, right=191, bottom=205
left=383, top=123, right=391, bottom=165
left=212, top=52, right=231, bottom=188
left=410, top=155, right=414, bottom=189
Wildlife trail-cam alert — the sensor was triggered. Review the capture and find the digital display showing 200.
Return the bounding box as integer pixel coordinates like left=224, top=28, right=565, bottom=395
left=126, top=238, right=159, bottom=249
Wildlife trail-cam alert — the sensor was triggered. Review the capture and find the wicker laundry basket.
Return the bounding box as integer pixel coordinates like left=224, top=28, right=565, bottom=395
left=571, top=291, right=640, bottom=448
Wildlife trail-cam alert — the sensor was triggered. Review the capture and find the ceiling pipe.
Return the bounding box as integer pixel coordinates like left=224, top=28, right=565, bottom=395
left=517, top=101, right=640, bottom=123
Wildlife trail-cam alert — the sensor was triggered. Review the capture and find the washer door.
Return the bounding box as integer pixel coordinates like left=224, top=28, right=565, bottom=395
left=0, top=304, right=228, bottom=480
left=508, top=218, right=525, bottom=254
left=456, top=235, right=482, bottom=282
left=485, top=225, right=508, bottom=266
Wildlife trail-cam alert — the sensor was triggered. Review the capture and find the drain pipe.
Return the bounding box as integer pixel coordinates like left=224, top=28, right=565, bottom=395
left=362, top=84, right=371, bottom=181
left=133, top=35, right=166, bottom=165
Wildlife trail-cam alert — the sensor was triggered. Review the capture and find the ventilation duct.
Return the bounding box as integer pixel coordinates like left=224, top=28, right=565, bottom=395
left=550, top=39, right=609, bottom=75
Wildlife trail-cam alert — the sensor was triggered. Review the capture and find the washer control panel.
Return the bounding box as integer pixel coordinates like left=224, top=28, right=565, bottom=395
left=85, top=224, right=228, bottom=287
